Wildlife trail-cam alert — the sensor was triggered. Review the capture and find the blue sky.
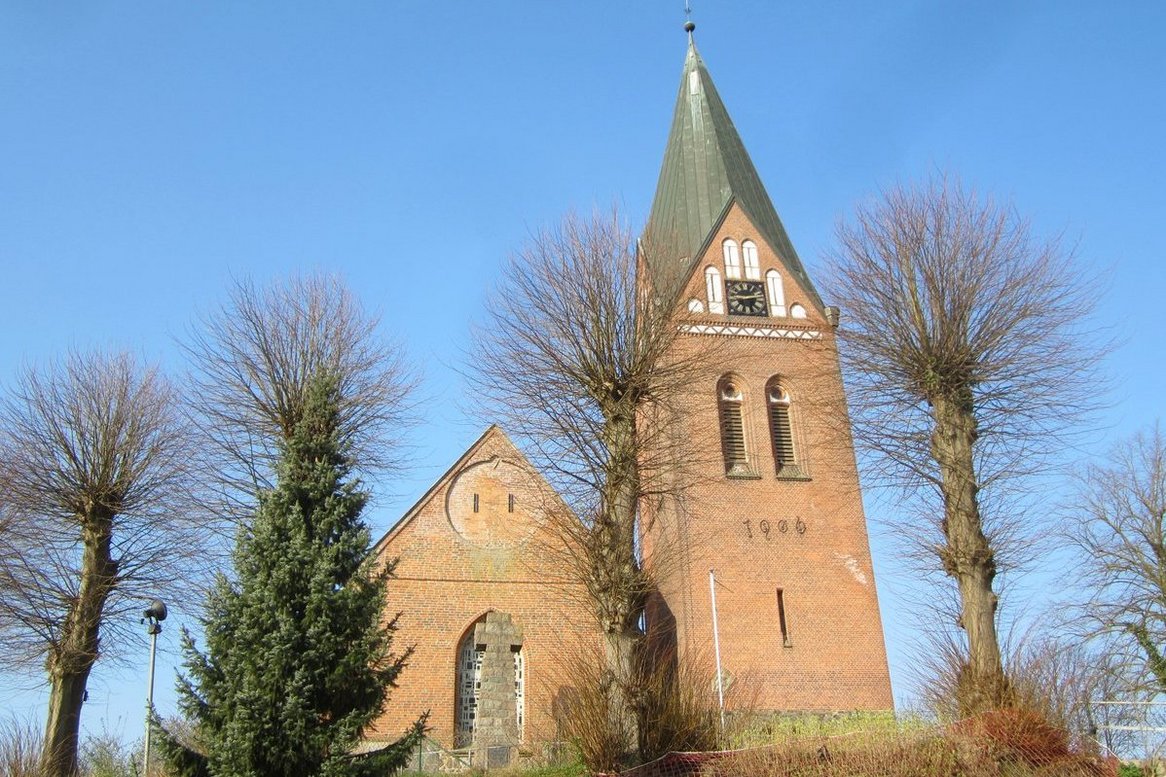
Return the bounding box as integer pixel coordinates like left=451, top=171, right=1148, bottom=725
left=1, top=1, right=1164, bottom=743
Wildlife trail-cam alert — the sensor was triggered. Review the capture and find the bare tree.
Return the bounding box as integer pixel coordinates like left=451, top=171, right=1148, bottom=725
left=0, top=351, right=203, bottom=777
left=1069, top=424, right=1166, bottom=695
left=470, top=210, right=708, bottom=759
left=825, top=175, right=1102, bottom=713
left=182, top=273, right=415, bottom=517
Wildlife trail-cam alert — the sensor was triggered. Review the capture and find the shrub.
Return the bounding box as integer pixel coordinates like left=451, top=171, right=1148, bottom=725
left=635, top=642, right=722, bottom=761
left=549, top=642, right=633, bottom=774
left=709, top=731, right=974, bottom=777
left=80, top=730, right=140, bottom=777
left=955, top=707, right=1071, bottom=767
left=0, top=717, right=42, bottom=777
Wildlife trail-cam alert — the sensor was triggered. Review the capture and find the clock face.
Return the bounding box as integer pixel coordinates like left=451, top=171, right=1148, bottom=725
left=726, top=280, right=768, bottom=316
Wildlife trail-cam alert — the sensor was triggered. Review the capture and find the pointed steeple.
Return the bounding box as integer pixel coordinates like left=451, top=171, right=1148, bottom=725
left=645, top=28, right=823, bottom=310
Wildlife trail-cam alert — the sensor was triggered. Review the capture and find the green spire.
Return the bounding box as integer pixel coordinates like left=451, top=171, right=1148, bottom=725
left=645, top=32, right=823, bottom=310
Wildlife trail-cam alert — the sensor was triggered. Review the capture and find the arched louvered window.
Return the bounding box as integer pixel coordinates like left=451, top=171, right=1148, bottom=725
left=766, top=269, right=786, bottom=317
left=767, top=380, right=802, bottom=477
left=742, top=240, right=761, bottom=280
left=718, top=378, right=753, bottom=477
left=722, top=239, right=741, bottom=280
left=705, top=266, right=724, bottom=314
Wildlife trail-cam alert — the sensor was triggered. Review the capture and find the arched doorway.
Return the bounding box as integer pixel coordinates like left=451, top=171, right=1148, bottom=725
left=454, top=612, right=524, bottom=749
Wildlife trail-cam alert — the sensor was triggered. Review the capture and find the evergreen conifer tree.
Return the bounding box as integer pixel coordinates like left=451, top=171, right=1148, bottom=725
left=163, top=374, right=423, bottom=777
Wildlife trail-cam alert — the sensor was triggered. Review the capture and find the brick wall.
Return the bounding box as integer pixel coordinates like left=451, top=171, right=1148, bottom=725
left=370, top=201, right=894, bottom=749
left=643, top=203, right=894, bottom=712
left=367, top=428, right=598, bottom=748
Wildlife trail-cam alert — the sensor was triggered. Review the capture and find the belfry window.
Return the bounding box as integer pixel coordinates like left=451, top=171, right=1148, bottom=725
left=767, top=380, right=802, bottom=477
left=766, top=269, right=786, bottom=317
left=722, top=239, right=741, bottom=280
left=718, top=378, right=753, bottom=477
left=705, top=266, right=724, bottom=314
left=742, top=240, right=761, bottom=280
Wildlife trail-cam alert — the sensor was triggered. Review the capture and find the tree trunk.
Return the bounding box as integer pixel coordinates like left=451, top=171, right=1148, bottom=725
left=603, top=629, right=639, bottom=757
left=594, top=408, right=643, bottom=759
left=930, top=394, right=1006, bottom=713
left=41, top=514, right=117, bottom=777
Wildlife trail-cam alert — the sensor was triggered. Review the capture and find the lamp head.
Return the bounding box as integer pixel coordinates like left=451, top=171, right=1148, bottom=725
left=144, top=600, right=167, bottom=623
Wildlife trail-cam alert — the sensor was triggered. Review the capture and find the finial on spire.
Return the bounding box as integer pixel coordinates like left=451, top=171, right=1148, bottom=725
left=684, top=0, right=695, bottom=38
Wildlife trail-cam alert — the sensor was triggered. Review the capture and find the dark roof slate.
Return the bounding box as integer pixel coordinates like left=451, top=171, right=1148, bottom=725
left=645, top=38, right=824, bottom=310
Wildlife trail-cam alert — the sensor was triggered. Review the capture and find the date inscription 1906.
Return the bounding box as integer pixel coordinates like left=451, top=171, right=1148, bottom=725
left=743, top=518, right=807, bottom=540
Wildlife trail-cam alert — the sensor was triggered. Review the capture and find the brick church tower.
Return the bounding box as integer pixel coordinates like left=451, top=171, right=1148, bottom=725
left=641, top=25, right=893, bottom=712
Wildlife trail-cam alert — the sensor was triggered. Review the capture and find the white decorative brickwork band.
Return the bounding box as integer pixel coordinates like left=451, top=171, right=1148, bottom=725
left=679, top=323, right=823, bottom=340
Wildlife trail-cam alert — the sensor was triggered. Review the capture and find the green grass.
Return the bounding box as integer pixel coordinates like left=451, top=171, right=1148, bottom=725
left=725, top=711, right=930, bottom=749
left=397, top=754, right=586, bottom=777
left=506, top=761, right=588, bottom=777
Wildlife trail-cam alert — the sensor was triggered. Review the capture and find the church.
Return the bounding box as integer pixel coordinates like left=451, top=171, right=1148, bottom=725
left=366, top=23, right=892, bottom=766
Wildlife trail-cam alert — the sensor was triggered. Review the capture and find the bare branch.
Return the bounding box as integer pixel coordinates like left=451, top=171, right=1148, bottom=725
left=0, top=350, right=206, bottom=776
left=824, top=173, right=1107, bottom=712
left=467, top=208, right=713, bottom=757
left=181, top=273, right=416, bottom=517
left=1066, top=423, right=1166, bottom=696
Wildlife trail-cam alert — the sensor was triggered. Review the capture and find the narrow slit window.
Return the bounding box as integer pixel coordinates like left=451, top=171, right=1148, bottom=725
left=742, top=240, right=761, bottom=280
left=508, top=494, right=515, bottom=513
left=766, top=269, right=786, bottom=317
left=777, top=588, right=791, bottom=647
left=722, top=239, right=742, bottom=279
left=473, top=493, right=480, bottom=513
left=718, top=379, right=751, bottom=477
left=705, top=266, right=724, bottom=314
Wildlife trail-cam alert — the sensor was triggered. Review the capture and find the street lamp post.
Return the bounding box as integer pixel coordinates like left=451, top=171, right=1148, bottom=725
left=142, top=599, right=167, bottom=776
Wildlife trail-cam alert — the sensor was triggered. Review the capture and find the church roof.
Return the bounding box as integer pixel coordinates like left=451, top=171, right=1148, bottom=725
left=645, top=31, right=824, bottom=311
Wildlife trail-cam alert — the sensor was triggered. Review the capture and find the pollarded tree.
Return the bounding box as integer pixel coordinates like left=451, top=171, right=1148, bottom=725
left=0, top=351, right=202, bottom=777
left=183, top=274, right=415, bottom=519
left=470, top=210, right=708, bottom=763
left=825, top=175, right=1103, bottom=714
left=1069, top=424, right=1166, bottom=695
left=168, top=374, right=423, bottom=777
